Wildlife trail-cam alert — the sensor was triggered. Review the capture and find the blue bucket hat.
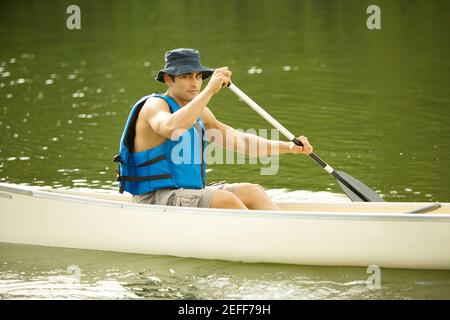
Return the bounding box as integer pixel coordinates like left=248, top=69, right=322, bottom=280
left=155, top=48, right=214, bottom=83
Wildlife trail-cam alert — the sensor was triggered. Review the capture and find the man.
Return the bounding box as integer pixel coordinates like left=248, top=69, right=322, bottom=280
left=115, top=48, right=313, bottom=210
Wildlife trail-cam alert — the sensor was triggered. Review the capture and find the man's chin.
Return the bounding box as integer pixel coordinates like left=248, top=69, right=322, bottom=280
left=186, top=92, right=199, bottom=100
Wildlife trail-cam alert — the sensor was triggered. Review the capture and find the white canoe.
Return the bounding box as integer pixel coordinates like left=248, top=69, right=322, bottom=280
left=1, top=182, right=449, bottom=270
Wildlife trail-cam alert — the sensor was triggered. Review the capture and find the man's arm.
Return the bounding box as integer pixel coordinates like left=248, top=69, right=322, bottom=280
left=202, top=107, right=313, bottom=156
left=143, top=90, right=214, bottom=139
left=144, top=67, right=232, bottom=139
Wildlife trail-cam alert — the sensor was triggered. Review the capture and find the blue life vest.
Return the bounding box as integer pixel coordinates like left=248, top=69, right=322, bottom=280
left=114, top=94, right=207, bottom=195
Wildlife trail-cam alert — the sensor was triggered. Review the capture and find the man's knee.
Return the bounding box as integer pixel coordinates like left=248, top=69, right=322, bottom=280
left=237, top=183, right=266, bottom=196
left=211, top=190, right=247, bottom=209
left=235, top=183, right=278, bottom=211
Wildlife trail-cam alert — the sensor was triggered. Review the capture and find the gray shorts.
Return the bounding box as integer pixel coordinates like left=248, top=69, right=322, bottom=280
left=132, top=182, right=237, bottom=208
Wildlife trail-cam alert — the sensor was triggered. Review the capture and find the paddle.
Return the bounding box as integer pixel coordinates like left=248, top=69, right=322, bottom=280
left=227, top=83, right=384, bottom=202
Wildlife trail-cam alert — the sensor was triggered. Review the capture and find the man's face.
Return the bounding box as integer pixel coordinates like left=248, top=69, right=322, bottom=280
left=167, top=72, right=203, bottom=102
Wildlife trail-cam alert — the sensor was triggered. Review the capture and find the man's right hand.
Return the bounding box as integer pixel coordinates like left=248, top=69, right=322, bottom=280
left=205, top=67, right=232, bottom=95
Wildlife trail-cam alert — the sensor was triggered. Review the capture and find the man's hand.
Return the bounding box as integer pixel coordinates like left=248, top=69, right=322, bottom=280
left=205, top=67, right=232, bottom=95
left=289, top=135, right=313, bottom=155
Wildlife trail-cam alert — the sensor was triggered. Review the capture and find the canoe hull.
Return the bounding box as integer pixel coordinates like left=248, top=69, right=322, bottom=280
left=1, top=184, right=450, bottom=270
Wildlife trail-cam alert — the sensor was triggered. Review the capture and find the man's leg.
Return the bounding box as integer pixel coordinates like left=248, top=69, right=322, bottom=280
left=234, top=183, right=280, bottom=210
left=210, top=190, right=248, bottom=209
left=135, top=187, right=249, bottom=210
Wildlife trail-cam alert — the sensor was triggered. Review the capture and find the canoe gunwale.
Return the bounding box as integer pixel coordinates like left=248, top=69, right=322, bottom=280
left=1, top=183, right=450, bottom=223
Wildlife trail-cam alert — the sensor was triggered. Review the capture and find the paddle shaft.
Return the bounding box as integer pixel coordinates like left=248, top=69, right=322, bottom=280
left=228, top=83, right=372, bottom=202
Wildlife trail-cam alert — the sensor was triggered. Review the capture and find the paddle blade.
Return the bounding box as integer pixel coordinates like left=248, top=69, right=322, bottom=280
left=336, top=171, right=385, bottom=202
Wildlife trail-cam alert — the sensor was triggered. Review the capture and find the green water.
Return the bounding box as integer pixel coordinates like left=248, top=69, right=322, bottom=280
left=0, top=0, right=449, bottom=299
left=1, top=243, right=450, bottom=300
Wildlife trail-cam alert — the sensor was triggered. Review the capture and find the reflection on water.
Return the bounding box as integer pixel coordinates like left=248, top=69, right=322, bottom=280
left=1, top=244, right=449, bottom=300
left=0, top=276, right=139, bottom=300
left=0, top=49, right=446, bottom=201
left=0, top=0, right=449, bottom=202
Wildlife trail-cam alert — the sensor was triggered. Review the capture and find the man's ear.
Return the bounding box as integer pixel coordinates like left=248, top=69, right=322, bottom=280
left=163, top=73, right=173, bottom=84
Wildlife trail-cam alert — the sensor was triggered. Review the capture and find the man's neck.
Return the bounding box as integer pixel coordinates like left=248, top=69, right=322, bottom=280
left=164, top=91, right=189, bottom=107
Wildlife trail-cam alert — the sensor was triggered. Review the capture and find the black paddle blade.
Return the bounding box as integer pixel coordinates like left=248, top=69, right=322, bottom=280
left=335, top=171, right=385, bottom=202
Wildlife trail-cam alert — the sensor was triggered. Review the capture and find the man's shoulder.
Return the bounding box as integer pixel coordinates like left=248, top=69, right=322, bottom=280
left=142, top=96, right=170, bottom=113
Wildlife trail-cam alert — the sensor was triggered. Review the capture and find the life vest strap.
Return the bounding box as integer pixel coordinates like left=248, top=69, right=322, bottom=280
left=193, top=121, right=206, bottom=187
left=113, top=154, right=166, bottom=168
left=116, top=174, right=172, bottom=193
